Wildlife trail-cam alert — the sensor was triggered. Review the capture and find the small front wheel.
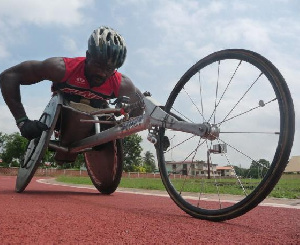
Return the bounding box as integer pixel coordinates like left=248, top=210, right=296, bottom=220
left=16, top=94, right=62, bottom=192
left=157, top=49, right=295, bottom=221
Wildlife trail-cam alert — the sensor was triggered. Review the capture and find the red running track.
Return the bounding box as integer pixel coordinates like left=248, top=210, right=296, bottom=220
left=0, top=176, right=299, bottom=244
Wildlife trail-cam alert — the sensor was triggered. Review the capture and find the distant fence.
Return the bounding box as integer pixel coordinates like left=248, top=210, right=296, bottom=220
left=4, top=167, right=294, bottom=179
left=0, top=167, right=163, bottom=179
left=0, top=167, right=245, bottom=179
left=0, top=167, right=89, bottom=177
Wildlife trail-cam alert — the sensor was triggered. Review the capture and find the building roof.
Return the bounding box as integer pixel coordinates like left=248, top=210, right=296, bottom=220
left=165, top=161, right=217, bottom=166
left=216, top=166, right=233, bottom=170
left=284, top=156, right=300, bottom=173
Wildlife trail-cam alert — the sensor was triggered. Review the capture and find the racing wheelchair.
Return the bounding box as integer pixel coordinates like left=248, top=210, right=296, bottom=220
left=15, top=49, right=295, bottom=221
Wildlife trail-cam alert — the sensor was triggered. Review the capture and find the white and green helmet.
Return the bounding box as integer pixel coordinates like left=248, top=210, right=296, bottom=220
left=88, top=26, right=127, bottom=68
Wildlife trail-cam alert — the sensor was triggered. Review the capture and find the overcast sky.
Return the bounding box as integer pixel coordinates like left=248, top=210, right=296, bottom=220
left=0, top=0, right=299, bottom=158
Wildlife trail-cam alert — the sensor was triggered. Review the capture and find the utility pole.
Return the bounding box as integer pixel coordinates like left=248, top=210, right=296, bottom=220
left=207, top=144, right=227, bottom=179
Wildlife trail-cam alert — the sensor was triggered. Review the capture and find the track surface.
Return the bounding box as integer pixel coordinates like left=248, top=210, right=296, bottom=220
left=0, top=176, right=299, bottom=244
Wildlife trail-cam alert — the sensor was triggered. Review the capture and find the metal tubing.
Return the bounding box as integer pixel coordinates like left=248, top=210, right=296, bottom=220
left=48, top=142, right=69, bottom=152
left=93, top=115, right=101, bottom=134
left=90, top=108, right=121, bottom=115
left=69, top=115, right=148, bottom=153
left=57, top=96, right=208, bottom=154
left=80, top=119, right=116, bottom=124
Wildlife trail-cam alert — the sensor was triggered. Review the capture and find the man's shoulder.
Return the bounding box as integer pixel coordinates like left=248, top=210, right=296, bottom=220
left=63, top=56, right=86, bottom=61
left=119, top=73, right=135, bottom=95
left=120, top=73, right=132, bottom=83
left=63, top=57, right=86, bottom=66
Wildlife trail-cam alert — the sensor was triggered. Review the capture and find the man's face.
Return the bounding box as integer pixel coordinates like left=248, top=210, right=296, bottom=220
left=85, top=52, right=116, bottom=87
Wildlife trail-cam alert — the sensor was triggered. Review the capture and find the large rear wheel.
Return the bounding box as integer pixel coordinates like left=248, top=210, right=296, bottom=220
left=157, top=49, right=295, bottom=221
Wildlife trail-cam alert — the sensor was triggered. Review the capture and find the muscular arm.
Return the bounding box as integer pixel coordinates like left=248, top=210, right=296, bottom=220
left=0, top=58, right=65, bottom=122
left=118, top=74, right=144, bottom=117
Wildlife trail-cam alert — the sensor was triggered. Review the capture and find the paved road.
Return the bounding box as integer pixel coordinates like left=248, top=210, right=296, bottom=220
left=0, top=176, right=299, bottom=244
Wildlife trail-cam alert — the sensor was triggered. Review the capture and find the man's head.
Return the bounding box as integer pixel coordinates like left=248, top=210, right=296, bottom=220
left=85, top=26, right=127, bottom=87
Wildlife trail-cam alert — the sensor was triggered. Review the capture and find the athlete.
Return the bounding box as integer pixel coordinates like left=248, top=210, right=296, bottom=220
left=0, top=26, right=144, bottom=141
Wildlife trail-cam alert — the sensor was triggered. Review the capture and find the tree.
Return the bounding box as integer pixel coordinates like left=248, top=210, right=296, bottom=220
left=143, top=151, right=156, bottom=173
left=247, top=159, right=270, bottom=179
left=233, top=165, right=248, bottom=178
left=123, top=134, right=143, bottom=172
left=0, top=132, right=28, bottom=167
left=0, top=132, right=5, bottom=149
left=42, top=149, right=55, bottom=168
left=0, top=131, right=86, bottom=169
left=58, top=154, right=85, bottom=169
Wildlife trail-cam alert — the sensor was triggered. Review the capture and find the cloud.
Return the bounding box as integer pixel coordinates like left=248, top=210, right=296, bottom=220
left=0, top=105, right=16, bottom=134
left=0, top=0, right=94, bottom=27
left=0, top=0, right=95, bottom=63
left=215, top=19, right=271, bottom=51
left=231, top=1, right=255, bottom=11
left=152, top=1, right=273, bottom=54
left=61, top=36, right=79, bottom=53
left=153, top=1, right=224, bottom=36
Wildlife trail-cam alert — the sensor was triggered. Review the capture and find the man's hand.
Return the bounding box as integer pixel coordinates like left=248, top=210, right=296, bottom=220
left=17, top=119, right=49, bottom=140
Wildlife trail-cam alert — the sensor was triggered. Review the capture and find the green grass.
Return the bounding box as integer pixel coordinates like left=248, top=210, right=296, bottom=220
left=56, top=175, right=165, bottom=190
left=269, top=177, right=300, bottom=199
left=56, top=174, right=300, bottom=199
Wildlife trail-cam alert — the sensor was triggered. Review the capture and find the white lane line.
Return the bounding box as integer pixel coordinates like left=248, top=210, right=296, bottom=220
left=37, top=178, right=97, bottom=190
left=36, top=178, right=300, bottom=209
left=37, top=178, right=170, bottom=197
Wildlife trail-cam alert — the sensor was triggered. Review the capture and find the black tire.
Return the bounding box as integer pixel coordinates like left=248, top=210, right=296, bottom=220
left=85, top=139, right=123, bottom=194
left=157, top=49, right=295, bottom=221
left=15, top=95, right=62, bottom=193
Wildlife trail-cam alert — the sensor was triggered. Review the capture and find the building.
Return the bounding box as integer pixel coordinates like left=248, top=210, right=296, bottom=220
left=166, top=160, right=235, bottom=177
left=284, top=156, right=300, bottom=173
left=216, top=166, right=235, bottom=177
left=166, top=160, right=217, bottom=176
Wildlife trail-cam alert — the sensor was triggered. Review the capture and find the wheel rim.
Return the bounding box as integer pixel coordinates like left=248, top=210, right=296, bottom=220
left=158, top=50, right=294, bottom=220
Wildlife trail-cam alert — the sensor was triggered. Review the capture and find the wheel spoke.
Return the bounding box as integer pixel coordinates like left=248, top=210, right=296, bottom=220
left=213, top=61, right=220, bottom=124
left=208, top=60, right=242, bottom=123
left=219, top=97, right=277, bottom=125
left=177, top=138, right=205, bottom=194
left=198, top=71, right=206, bottom=122
left=183, top=87, right=205, bottom=121
left=165, top=134, right=196, bottom=153
left=216, top=136, right=270, bottom=170
left=222, top=149, right=248, bottom=196
left=171, top=107, right=194, bottom=123
left=221, top=72, right=263, bottom=124
left=220, top=131, right=280, bottom=134
left=206, top=141, right=223, bottom=209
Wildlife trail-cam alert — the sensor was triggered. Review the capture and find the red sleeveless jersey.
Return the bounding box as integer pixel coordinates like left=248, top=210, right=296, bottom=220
left=54, top=57, right=122, bottom=100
